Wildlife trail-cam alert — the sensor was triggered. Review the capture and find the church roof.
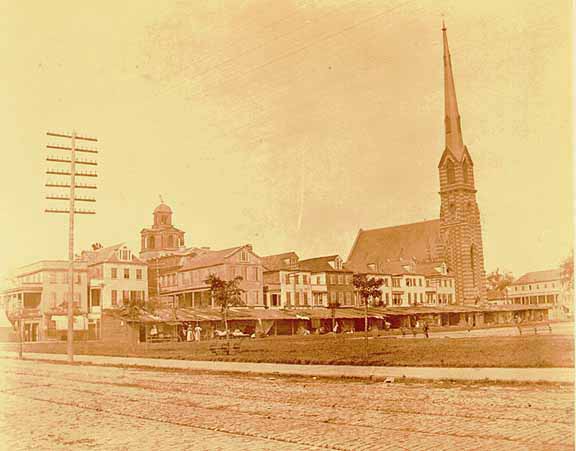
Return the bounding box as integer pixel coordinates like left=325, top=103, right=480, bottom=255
left=346, top=219, right=443, bottom=273
left=511, top=269, right=562, bottom=286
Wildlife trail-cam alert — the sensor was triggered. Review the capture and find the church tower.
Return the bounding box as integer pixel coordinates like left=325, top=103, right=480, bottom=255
left=139, top=200, right=186, bottom=261
left=438, top=24, right=487, bottom=304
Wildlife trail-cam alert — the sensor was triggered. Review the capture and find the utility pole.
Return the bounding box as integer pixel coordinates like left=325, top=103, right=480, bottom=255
left=45, top=131, right=99, bottom=363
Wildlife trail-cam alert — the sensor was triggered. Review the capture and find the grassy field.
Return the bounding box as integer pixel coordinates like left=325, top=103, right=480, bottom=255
left=5, top=333, right=574, bottom=368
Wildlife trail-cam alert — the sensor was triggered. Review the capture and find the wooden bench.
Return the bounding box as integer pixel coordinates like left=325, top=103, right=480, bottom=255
left=147, top=335, right=174, bottom=343
left=517, top=323, right=553, bottom=335
left=209, top=340, right=243, bottom=355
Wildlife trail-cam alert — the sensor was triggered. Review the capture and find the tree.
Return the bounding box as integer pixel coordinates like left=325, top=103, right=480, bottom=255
left=204, top=274, right=244, bottom=341
left=91, top=242, right=103, bottom=251
left=486, top=268, right=514, bottom=292
left=353, top=273, right=384, bottom=359
left=561, top=250, right=574, bottom=290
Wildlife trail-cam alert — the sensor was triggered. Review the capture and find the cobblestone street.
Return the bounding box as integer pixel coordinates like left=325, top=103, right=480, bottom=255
left=0, top=359, right=573, bottom=451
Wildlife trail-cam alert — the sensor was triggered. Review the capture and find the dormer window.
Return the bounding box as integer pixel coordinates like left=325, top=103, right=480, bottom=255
left=118, top=249, right=131, bottom=261
left=240, top=251, right=248, bottom=262
left=333, top=257, right=343, bottom=270
left=367, top=263, right=376, bottom=272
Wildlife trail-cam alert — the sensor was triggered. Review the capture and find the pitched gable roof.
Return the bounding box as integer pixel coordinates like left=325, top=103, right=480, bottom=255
left=346, top=219, right=443, bottom=273
left=178, top=245, right=259, bottom=272
left=82, top=243, right=145, bottom=265
left=262, top=252, right=299, bottom=271
left=511, top=269, right=562, bottom=286
left=298, top=255, right=348, bottom=273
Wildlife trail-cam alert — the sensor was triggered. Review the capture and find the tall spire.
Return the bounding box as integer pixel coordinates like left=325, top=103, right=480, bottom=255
left=442, top=22, right=464, bottom=158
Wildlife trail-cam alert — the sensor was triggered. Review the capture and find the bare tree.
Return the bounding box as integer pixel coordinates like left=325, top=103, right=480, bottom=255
left=486, top=268, right=514, bottom=292
left=353, top=274, right=384, bottom=360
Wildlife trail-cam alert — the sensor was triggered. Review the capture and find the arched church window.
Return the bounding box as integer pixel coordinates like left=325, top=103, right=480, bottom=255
left=470, top=244, right=476, bottom=288
left=148, top=236, right=155, bottom=249
left=446, top=160, right=455, bottom=184
left=161, top=216, right=167, bottom=225
left=462, top=160, right=469, bottom=183
left=168, top=235, right=174, bottom=248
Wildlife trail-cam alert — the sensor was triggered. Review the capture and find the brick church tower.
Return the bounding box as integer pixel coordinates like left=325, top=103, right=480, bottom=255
left=438, top=23, right=487, bottom=304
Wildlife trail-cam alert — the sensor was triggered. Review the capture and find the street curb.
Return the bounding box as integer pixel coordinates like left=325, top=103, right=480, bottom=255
left=1, top=351, right=573, bottom=384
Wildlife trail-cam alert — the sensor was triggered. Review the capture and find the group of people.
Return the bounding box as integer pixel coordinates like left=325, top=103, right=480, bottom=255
left=181, top=323, right=202, bottom=342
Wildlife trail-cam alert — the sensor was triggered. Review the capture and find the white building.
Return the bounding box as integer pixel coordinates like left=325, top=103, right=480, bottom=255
left=506, top=269, right=572, bottom=319
left=81, top=243, right=148, bottom=310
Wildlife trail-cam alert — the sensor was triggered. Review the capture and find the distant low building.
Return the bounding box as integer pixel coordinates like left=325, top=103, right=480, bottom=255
left=159, top=244, right=265, bottom=308
left=506, top=269, right=572, bottom=319
left=262, top=252, right=314, bottom=308
left=346, top=259, right=456, bottom=307
left=486, top=289, right=510, bottom=305
left=298, top=255, right=355, bottom=308
left=1, top=260, right=89, bottom=342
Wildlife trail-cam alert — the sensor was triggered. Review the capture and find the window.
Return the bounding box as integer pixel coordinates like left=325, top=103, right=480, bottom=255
left=330, top=292, right=337, bottom=303
left=136, top=269, right=142, bottom=280
left=254, top=267, right=259, bottom=282
left=286, top=292, right=291, bottom=305
left=470, top=245, right=476, bottom=288
left=122, top=290, right=130, bottom=303
left=148, top=236, right=155, bottom=249
left=367, top=263, right=376, bottom=272
left=303, top=292, right=308, bottom=305
left=337, top=275, right=344, bottom=285
left=239, top=251, right=248, bottom=262
left=462, top=160, right=469, bottom=183
left=285, top=274, right=290, bottom=285
left=111, top=268, right=118, bottom=279
left=345, top=292, right=351, bottom=305
left=167, top=235, right=174, bottom=248
left=392, top=278, right=400, bottom=287
left=330, top=275, right=336, bottom=284
left=124, top=268, right=130, bottom=279
left=303, top=275, right=308, bottom=285
left=295, top=292, right=300, bottom=306
left=408, top=293, right=412, bottom=303
left=446, top=160, right=455, bottom=184
left=419, top=278, right=422, bottom=287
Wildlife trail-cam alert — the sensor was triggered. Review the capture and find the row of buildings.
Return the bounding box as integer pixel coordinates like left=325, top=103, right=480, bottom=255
left=1, top=26, right=571, bottom=342
left=1, top=200, right=567, bottom=342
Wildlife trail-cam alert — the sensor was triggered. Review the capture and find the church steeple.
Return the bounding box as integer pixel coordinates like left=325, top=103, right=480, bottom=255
left=438, top=23, right=487, bottom=306
left=442, top=22, right=464, bottom=159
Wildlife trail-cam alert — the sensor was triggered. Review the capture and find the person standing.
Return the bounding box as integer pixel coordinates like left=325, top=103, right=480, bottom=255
left=186, top=325, right=193, bottom=342
left=423, top=321, right=430, bottom=339
left=194, top=323, right=202, bottom=341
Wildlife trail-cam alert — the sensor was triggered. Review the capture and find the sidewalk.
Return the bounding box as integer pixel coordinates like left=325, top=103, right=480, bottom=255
left=0, top=351, right=572, bottom=383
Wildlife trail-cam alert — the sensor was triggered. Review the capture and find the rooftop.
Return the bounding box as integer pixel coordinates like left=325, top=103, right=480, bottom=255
left=346, top=219, right=443, bottom=273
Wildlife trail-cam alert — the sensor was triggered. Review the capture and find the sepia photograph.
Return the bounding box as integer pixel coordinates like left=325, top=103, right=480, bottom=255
left=0, top=1, right=573, bottom=449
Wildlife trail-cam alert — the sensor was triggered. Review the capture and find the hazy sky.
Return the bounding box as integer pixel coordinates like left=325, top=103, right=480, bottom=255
left=0, top=0, right=572, bottom=282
